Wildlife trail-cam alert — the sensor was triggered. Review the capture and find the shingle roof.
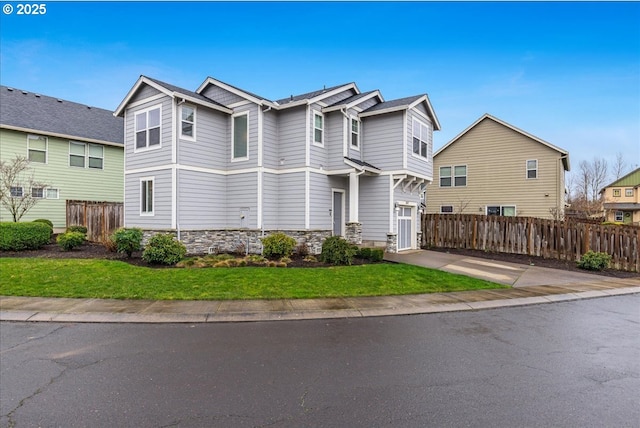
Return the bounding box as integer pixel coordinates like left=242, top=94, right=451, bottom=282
left=144, top=76, right=228, bottom=109
left=0, top=85, right=123, bottom=145
left=327, top=91, right=378, bottom=108
left=345, top=157, right=380, bottom=171
left=362, top=95, right=424, bottom=113
left=276, top=83, right=353, bottom=104
left=201, top=77, right=273, bottom=103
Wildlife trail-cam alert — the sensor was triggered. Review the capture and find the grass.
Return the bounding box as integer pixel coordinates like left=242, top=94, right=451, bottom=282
left=0, top=258, right=507, bottom=301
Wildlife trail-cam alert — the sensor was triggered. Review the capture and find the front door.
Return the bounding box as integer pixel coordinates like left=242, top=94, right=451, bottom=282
left=332, top=191, right=344, bottom=236
left=397, top=206, right=413, bottom=251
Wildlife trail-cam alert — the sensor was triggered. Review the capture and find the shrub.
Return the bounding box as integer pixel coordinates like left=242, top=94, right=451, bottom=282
left=103, top=236, right=117, bottom=253
left=320, top=236, right=358, bottom=266
left=33, top=219, right=54, bottom=229
left=358, top=247, right=384, bottom=262
left=57, top=231, right=85, bottom=251
left=112, top=228, right=143, bottom=257
left=577, top=251, right=612, bottom=271
left=0, top=222, right=51, bottom=251
left=142, top=233, right=186, bottom=265
left=296, top=242, right=310, bottom=257
left=261, top=232, right=296, bottom=260
left=67, top=225, right=88, bottom=236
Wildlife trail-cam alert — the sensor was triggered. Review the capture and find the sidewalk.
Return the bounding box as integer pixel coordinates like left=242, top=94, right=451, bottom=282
left=1, top=250, right=638, bottom=323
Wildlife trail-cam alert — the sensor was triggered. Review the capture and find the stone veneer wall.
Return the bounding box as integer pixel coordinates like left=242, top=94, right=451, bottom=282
left=142, top=229, right=332, bottom=255
left=386, top=233, right=397, bottom=253
left=345, top=222, right=362, bottom=245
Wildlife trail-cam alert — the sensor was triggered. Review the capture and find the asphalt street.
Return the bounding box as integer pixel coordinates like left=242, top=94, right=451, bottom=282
left=1, top=295, right=639, bottom=427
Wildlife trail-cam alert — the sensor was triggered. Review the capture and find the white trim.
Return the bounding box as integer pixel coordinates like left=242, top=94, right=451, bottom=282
left=27, top=134, right=48, bottom=164
left=125, top=164, right=361, bottom=177
left=526, top=159, right=538, bottom=179
left=196, top=77, right=265, bottom=106
left=171, top=168, right=176, bottom=228
left=1, top=124, right=122, bottom=148
left=402, top=111, right=408, bottom=169
left=312, top=110, right=324, bottom=147
left=133, top=104, right=162, bottom=153
left=257, top=107, right=264, bottom=168
left=257, top=169, right=263, bottom=228
left=69, top=141, right=86, bottom=168
left=140, top=176, right=155, bottom=216
left=115, top=76, right=172, bottom=116
left=331, top=188, right=346, bottom=237
left=388, top=175, right=394, bottom=233
left=305, top=170, right=310, bottom=229
left=343, top=113, right=349, bottom=157
left=350, top=116, right=360, bottom=151
left=171, top=100, right=177, bottom=164
left=349, top=171, right=360, bottom=223
left=87, top=143, right=104, bottom=170
left=227, top=100, right=254, bottom=109
left=179, top=104, right=196, bottom=142
left=438, top=165, right=467, bottom=187
left=410, top=116, right=430, bottom=161
left=231, top=110, right=250, bottom=162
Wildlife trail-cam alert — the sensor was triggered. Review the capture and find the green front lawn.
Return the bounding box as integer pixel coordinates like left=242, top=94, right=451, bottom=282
left=0, top=258, right=507, bottom=300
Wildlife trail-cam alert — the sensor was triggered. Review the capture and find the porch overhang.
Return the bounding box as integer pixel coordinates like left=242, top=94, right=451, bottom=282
left=343, top=157, right=381, bottom=175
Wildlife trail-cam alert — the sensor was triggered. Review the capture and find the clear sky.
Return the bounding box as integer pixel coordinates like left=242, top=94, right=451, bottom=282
left=1, top=1, right=639, bottom=181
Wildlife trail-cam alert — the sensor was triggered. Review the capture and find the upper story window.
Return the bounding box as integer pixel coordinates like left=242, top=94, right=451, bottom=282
left=69, top=142, right=104, bottom=169
left=526, top=159, right=538, bottom=179
left=181, top=105, right=195, bottom=140
left=613, top=189, right=621, bottom=197
left=440, top=165, right=467, bottom=187
left=412, top=119, right=430, bottom=158
left=232, top=112, right=249, bottom=160
left=135, top=106, right=161, bottom=150
left=27, top=135, right=47, bottom=163
left=351, top=118, right=360, bottom=149
left=625, top=189, right=634, bottom=197
left=313, top=112, right=324, bottom=145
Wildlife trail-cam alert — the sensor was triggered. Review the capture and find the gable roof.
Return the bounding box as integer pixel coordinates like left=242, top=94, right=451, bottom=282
left=196, top=76, right=274, bottom=106
left=601, top=167, right=640, bottom=190
left=323, top=90, right=384, bottom=112
left=435, top=113, right=570, bottom=171
left=275, top=82, right=356, bottom=105
left=359, top=94, right=441, bottom=130
left=114, top=76, right=232, bottom=117
left=0, top=85, right=123, bottom=146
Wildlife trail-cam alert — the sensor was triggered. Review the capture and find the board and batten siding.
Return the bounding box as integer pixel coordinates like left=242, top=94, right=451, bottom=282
left=124, top=169, right=172, bottom=229
left=405, top=109, right=433, bottom=178
left=359, top=175, right=390, bottom=242
left=226, top=172, right=258, bottom=228
left=361, top=112, right=404, bottom=170
left=177, top=106, right=228, bottom=170
left=0, top=129, right=123, bottom=228
left=177, top=170, right=226, bottom=229
left=125, top=95, right=173, bottom=171
left=426, top=118, right=566, bottom=219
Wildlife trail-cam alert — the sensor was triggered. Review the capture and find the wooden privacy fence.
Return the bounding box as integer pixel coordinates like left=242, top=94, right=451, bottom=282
left=421, top=214, right=640, bottom=272
left=66, top=200, right=123, bottom=243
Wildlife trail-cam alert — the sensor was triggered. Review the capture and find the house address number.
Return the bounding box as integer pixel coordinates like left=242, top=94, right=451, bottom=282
left=3, top=3, right=47, bottom=14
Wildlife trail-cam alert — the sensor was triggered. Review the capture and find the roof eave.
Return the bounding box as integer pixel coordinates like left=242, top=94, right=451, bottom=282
left=0, top=124, right=124, bottom=147
left=196, top=77, right=268, bottom=106
left=114, top=76, right=173, bottom=117
left=172, top=92, right=233, bottom=114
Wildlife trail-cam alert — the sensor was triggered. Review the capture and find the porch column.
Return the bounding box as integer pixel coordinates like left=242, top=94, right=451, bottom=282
left=349, top=172, right=359, bottom=222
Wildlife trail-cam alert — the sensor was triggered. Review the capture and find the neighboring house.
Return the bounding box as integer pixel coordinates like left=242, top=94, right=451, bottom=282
left=115, top=76, right=440, bottom=253
left=0, top=85, right=124, bottom=229
left=426, top=114, right=570, bottom=219
left=601, top=168, right=640, bottom=225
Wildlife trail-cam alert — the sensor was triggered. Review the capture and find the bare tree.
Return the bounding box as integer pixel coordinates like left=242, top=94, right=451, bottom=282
left=612, top=152, right=630, bottom=180
left=0, top=156, right=50, bottom=222
left=455, top=197, right=471, bottom=214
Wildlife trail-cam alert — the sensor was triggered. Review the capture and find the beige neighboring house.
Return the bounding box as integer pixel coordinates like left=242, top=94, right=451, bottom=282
left=601, top=168, right=640, bottom=225
left=426, top=114, right=570, bottom=219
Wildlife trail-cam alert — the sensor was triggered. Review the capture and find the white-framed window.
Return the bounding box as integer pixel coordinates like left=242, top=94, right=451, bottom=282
left=10, top=186, right=23, bottom=197
left=440, top=205, right=454, bottom=214
left=69, top=142, right=103, bottom=169
left=487, top=205, right=516, bottom=216
left=412, top=118, right=430, bottom=158
left=46, top=188, right=59, bottom=199
left=27, top=135, right=47, bottom=163
left=625, top=189, right=634, bottom=197
left=313, top=111, right=324, bottom=146
left=351, top=117, right=360, bottom=149
left=440, top=165, right=467, bottom=187
left=613, top=189, right=621, bottom=197
left=526, top=159, right=538, bottom=179
left=31, top=187, right=44, bottom=198
left=615, top=211, right=624, bottom=222
left=180, top=105, right=196, bottom=140
left=135, top=106, right=161, bottom=150
left=232, top=111, right=249, bottom=160
left=140, top=177, right=154, bottom=215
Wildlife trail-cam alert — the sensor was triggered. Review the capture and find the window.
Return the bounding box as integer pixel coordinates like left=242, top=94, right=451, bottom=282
left=615, top=211, right=624, bottom=222
left=412, top=119, right=430, bottom=158
left=181, top=105, right=195, bottom=139
left=313, top=112, right=323, bottom=145
left=135, top=106, right=161, bottom=150
left=613, top=189, right=621, bottom=197
left=440, top=205, right=453, bottom=214
left=69, top=142, right=86, bottom=167
left=46, top=188, right=59, bottom=199
left=440, top=165, right=466, bottom=187
left=526, top=159, right=538, bottom=179
left=10, top=186, right=23, bottom=197
left=28, top=135, right=47, bottom=163
left=626, top=189, right=634, bottom=197
left=31, top=187, right=44, bottom=198
left=351, top=118, right=360, bottom=148
left=232, top=112, right=249, bottom=159
left=141, top=178, right=154, bottom=215
left=487, top=205, right=516, bottom=216
left=88, top=144, right=103, bottom=169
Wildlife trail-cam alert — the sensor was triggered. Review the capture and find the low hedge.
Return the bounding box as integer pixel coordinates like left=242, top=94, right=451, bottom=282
left=0, top=222, right=52, bottom=251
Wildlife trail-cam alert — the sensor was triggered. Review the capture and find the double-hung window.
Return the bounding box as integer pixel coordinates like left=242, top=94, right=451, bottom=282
left=526, top=159, right=538, bottom=179
left=412, top=119, right=429, bottom=158
left=28, top=135, right=47, bottom=163
left=625, top=189, right=634, bottom=197
left=141, top=178, right=154, bottom=215
left=232, top=112, right=249, bottom=160
left=181, top=105, right=195, bottom=140
left=135, top=106, right=161, bottom=150
left=313, top=112, right=323, bottom=145
left=351, top=118, right=360, bottom=149
left=88, top=144, right=104, bottom=169
left=69, top=142, right=103, bottom=169
left=613, top=189, right=621, bottom=197
left=47, top=188, right=59, bottom=199
left=440, top=165, right=466, bottom=187
left=69, top=142, right=86, bottom=167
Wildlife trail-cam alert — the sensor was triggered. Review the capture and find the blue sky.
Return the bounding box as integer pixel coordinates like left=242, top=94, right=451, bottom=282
left=1, top=1, right=639, bottom=181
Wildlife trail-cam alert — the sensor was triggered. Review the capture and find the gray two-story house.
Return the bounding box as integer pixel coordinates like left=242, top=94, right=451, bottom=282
left=115, top=76, right=439, bottom=254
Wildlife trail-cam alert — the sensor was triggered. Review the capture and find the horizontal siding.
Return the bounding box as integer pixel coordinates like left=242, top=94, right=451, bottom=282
left=319, top=89, right=356, bottom=106
left=326, top=112, right=345, bottom=170
left=406, top=109, right=433, bottom=178
left=226, top=172, right=258, bottom=228
left=309, top=172, right=332, bottom=229
left=227, top=104, right=259, bottom=171
left=125, top=96, right=173, bottom=170
left=0, top=129, right=123, bottom=228
left=361, top=112, right=404, bottom=170
left=360, top=176, right=390, bottom=240
left=393, top=185, right=421, bottom=236
left=427, top=118, right=565, bottom=219
left=277, top=106, right=307, bottom=168
left=130, top=85, right=162, bottom=104
left=200, top=85, right=245, bottom=106
left=262, top=111, right=279, bottom=169
left=277, top=172, right=305, bottom=229
left=177, top=170, right=226, bottom=229
left=346, top=107, right=361, bottom=161
left=178, top=106, right=227, bottom=170
left=262, top=172, right=279, bottom=229
left=124, top=169, right=172, bottom=229
left=309, top=103, right=328, bottom=169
